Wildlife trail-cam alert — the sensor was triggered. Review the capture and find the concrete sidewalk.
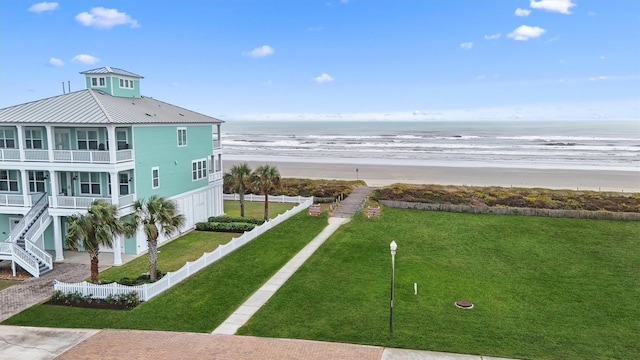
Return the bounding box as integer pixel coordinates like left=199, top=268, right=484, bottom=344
left=213, top=217, right=351, bottom=335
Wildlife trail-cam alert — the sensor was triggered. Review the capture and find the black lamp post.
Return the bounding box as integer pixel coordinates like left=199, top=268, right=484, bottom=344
left=389, top=240, right=397, bottom=335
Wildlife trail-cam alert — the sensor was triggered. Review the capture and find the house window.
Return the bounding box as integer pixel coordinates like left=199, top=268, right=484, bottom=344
left=116, top=129, right=128, bottom=150
left=119, top=79, right=134, bottom=89
left=0, top=170, right=19, bottom=192
left=91, top=77, right=105, bottom=87
left=28, top=171, right=46, bottom=193
left=24, top=129, right=43, bottom=149
left=79, top=172, right=101, bottom=195
left=151, top=167, right=159, bottom=189
left=0, top=128, right=16, bottom=148
left=177, top=128, right=187, bottom=147
left=192, top=159, right=207, bottom=181
left=119, top=173, right=129, bottom=195
left=77, top=129, right=99, bottom=150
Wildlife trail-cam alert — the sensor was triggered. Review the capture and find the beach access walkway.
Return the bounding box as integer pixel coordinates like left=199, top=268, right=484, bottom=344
left=1, top=187, right=519, bottom=359
left=212, top=185, right=373, bottom=334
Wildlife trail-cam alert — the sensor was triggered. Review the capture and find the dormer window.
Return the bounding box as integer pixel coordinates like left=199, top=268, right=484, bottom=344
left=91, top=77, right=106, bottom=87
left=119, top=78, right=134, bottom=89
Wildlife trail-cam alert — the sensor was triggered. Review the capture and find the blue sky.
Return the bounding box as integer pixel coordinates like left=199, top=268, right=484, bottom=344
left=1, top=0, right=639, bottom=121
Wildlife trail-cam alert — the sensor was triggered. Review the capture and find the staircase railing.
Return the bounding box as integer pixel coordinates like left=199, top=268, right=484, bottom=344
left=7, top=192, right=49, bottom=244
left=7, top=243, right=41, bottom=277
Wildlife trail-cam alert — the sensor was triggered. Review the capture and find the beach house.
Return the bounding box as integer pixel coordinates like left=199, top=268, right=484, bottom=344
left=0, top=67, right=224, bottom=277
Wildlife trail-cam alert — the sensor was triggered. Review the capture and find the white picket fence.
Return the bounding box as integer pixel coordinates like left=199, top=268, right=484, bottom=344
left=223, top=194, right=309, bottom=203
left=53, top=197, right=314, bottom=301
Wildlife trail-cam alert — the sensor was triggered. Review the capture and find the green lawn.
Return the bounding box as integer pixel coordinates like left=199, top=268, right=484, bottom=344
left=0, top=279, right=19, bottom=291
left=224, top=200, right=295, bottom=218
left=4, top=204, right=637, bottom=359
left=99, top=200, right=296, bottom=282
left=237, top=208, right=640, bottom=360
left=2, top=212, right=329, bottom=333
left=99, top=231, right=236, bottom=282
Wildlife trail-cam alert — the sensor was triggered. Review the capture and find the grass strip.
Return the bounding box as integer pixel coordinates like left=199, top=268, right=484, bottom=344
left=3, top=212, right=328, bottom=333
left=238, top=208, right=640, bottom=360
left=99, top=231, right=236, bottom=283
left=223, top=200, right=295, bottom=218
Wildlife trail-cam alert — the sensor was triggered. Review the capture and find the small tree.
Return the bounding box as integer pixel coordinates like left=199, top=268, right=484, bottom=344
left=223, top=163, right=252, bottom=217
left=125, top=196, right=185, bottom=281
left=251, top=165, right=281, bottom=220
left=65, top=200, right=123, bottom=283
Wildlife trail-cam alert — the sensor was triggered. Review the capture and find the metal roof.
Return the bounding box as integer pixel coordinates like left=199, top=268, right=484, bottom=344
left=80, top=66, right=144, bottom=79
left=0, top=89, right=222, bottom=125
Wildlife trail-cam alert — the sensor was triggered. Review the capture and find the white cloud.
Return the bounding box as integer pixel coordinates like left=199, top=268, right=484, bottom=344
left=588, top=11, right=596, bottom=16
left=28, top=2, right=58, bottom=13
left=71, top=54, right=100, bottom=65
left=75, top=7, right=140, bottom=29
left=313, top=73, right=334, bottom=83
left=48, top=57, right=63, bottom=67
left=530, top=0, right=576, bottom=14
left=515, top=8, right=531, bottom=16
left=460, top=42, right=473, bottom=50
left=588, top=75, right=616, bottom=81
left=244, top=45, right=274, bottom=58
left=507, top=25, right=546, bottom=41
left=484, top=33, right=501, bottom=40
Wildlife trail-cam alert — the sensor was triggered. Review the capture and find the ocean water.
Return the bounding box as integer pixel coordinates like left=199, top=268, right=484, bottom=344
left=221, top=120, right=640, bottom=171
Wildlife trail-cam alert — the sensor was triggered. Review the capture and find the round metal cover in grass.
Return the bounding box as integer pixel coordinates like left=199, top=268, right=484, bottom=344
left=455, top=300, right=474, bottom=309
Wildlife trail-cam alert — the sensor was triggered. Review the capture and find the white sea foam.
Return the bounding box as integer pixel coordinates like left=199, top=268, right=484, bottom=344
left=221, top=120, right=640, bottom=171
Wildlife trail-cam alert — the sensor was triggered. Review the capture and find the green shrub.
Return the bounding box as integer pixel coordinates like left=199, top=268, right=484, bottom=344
left=207, top=216, right=265, bottom=225
left=116, top=270, right=164, bottom=285
left=105, top=292, right=140, bottom=308
left=196, top=222, right=256, bottom=232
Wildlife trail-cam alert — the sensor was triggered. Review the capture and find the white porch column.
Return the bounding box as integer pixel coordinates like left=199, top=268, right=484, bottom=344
left=109, top=171, right=118, bottom=206
left=52, top=215, right=64, bottom=261
left=16, top=125, right=24, bottom=161
left=113, top=234, right=122, bottom=265
left=49, top=170, right=58, bottom=208
left=45, top=125, right=54, bottom=162
left=20, top=169, right=30, bottom=206
left=107, top=125, right=117, bottom=164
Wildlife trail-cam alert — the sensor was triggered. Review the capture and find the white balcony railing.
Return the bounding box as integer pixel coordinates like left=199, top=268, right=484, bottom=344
left=0, top=148, right=20, bottom=160
left=24, top=149, right=49, bottom=161
left=0, top=194, right=26, bottom=206
left=53, top=195, right=136, bottom=209
left=209, top=171, right=223, bottom=182
left=118, top=193, right=135, bottom=207
left=53, top=150, right=109, bottom=163
left=213, top=139, right=222, bottom=150
left=116, top=149, right=133, bottom=162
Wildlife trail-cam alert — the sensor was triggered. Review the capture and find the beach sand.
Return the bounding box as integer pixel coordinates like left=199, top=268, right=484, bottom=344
left=224, top=159, right=640, bottom=193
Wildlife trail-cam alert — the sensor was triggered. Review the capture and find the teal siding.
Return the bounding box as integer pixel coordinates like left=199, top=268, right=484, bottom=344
left=0, top=214, right=22, bottom=241
left=43, top=223, right=54, bottom=250
left=111, top=78, right=140, bottom=98
left=133, top=125, right=212, bottom=199
left=124, top=235, right=136, bottom=254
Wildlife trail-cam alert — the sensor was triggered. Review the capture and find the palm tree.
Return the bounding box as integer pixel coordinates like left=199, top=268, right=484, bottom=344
left=251, top=164, right=281, bottom=220
left=65, top=200, right=123, bottom=284
left=223, top=163, right=252, bottom=217
left=125, top=196, right=185, bottom=281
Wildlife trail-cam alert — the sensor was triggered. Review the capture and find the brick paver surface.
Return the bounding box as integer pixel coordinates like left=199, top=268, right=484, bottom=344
left=58, top=331, right=384, bottom=360
left=0, top=262, right=89, bottom=322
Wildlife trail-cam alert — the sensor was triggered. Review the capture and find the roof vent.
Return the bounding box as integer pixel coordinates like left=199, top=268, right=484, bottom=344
left=145, top=113, right=152, bottom=116
left=179, top=113, right=184, bottom=116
